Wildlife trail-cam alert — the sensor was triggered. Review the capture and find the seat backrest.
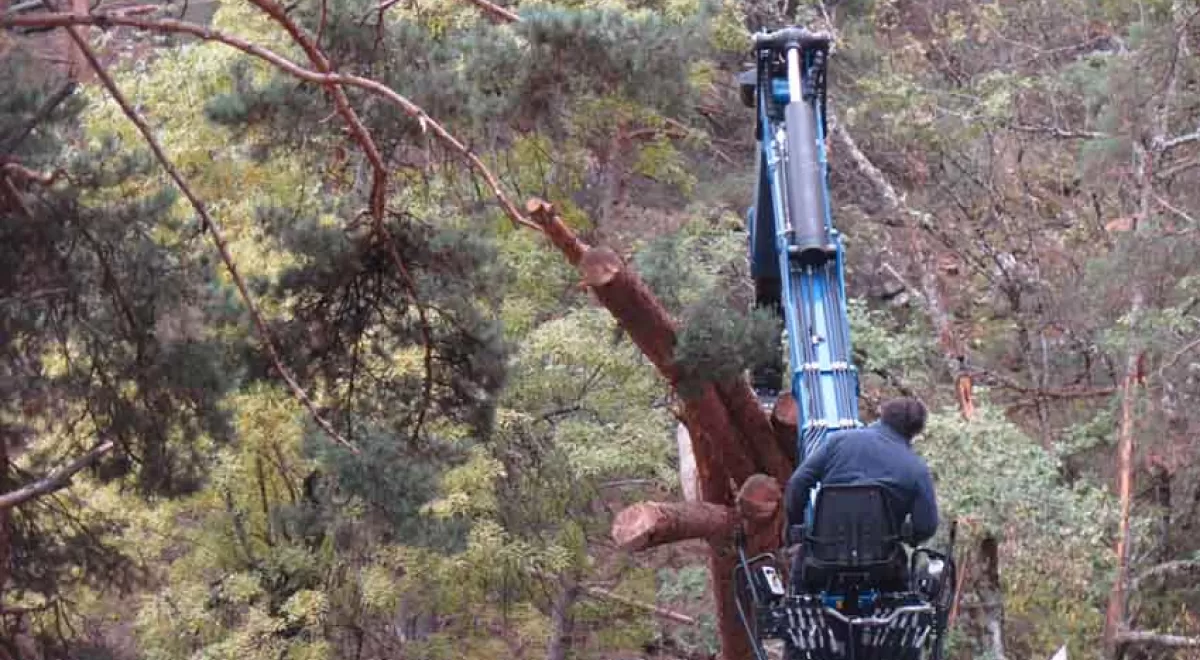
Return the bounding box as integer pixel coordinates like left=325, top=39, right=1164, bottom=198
left=805, top=483, right=901, bottom=566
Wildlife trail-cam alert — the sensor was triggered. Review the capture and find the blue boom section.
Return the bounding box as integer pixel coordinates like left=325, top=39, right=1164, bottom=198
left=746, top=43, right=863, bottom=465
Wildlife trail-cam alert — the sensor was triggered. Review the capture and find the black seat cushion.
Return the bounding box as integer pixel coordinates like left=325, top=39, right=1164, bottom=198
left=799, top=483, right=908, bottom=593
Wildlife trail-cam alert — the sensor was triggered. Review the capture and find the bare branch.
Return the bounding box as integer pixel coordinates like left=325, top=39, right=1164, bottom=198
left=830, top=118, right=912, bottom=216
left=460, top=0, right=520, bottom=23
left=1157, top=128, right=1200, bottom=152
left=1155, top=194, right=1198, bottom=225
left=0, top=441, right=114, bottom=511
left=1133, top=559, right=1200, bottom=590
left=243, top=0, right=387, bottom=220
left=1007, top=124, right=1108, bottom=140
left=61, top=24, right=360, bottom=454
left=1159, top=337, right=1200, bottom=380
left=1116, top=631, right=1200, bottom=649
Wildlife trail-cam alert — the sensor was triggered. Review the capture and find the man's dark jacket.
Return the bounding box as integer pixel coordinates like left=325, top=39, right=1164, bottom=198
left=784, top=421, right=939, bottom=544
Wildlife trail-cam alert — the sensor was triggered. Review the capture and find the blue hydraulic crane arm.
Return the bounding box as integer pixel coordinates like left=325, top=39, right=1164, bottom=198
left=743, top=27, right=863, bottom=465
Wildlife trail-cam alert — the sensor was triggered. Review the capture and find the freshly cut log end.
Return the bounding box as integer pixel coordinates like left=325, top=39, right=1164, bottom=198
left=581, top=248, right=623, bottom=287
left=525, top=196, right=554, bottom=218
left=736, top=473, right=782, bottom=523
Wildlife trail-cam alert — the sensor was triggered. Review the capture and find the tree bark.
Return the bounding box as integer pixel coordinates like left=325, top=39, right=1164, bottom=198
left=1104, top=6, right=1193, bottom=651
left=771, top=393, right=799, bottom=467
left=526, top=198, right=788, bottom=660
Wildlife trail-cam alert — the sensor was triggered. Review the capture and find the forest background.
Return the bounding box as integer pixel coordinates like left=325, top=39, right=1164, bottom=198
left=1, top=0, right=1199, bottom=659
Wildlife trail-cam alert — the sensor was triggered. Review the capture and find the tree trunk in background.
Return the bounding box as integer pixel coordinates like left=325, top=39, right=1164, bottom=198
left=977, top=535, right=1006, bottom=660
left=1104, top=340, right=1143, bottom=653
left=546, top=573, right=580, bottom=660
left=0, top=430, right=9, bottom=610
left=526, top=198, right=790, bottom=660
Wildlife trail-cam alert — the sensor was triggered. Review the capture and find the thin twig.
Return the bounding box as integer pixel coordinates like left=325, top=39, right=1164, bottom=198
left=528, top=568, right=696, bottom=625
left=1158, top=337, right=1200, bottom=379
left=62, top=24, right=360, bottom=453
left=1154, top=193, right=1198, bottom=225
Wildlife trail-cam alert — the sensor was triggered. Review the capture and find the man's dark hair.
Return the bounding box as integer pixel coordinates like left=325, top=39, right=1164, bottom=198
left=880, top=397, right=927, bottom=439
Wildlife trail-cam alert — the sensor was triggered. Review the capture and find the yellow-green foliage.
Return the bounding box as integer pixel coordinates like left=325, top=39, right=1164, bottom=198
left=922, top=401, right=1119, bottom=659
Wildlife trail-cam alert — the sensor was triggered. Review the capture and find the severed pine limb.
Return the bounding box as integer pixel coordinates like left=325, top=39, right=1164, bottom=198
left=612, top=474, right=781, bottom=552
left=612, top=501, right=736, bottom=552
left=526, top=196, right=785, bottom=660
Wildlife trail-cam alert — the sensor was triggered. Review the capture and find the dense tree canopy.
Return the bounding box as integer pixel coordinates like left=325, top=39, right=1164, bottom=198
left=2, top=0, right=1199, bottom=659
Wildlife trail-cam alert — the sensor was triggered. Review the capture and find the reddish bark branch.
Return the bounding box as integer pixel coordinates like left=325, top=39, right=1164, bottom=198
left=61, top=25, right=359, bottom=454
left=526, top=197, right=783, bottom=660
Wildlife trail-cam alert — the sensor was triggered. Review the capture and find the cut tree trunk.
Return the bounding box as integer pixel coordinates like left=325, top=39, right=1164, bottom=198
left=526, top=198, right=792, bottom=660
